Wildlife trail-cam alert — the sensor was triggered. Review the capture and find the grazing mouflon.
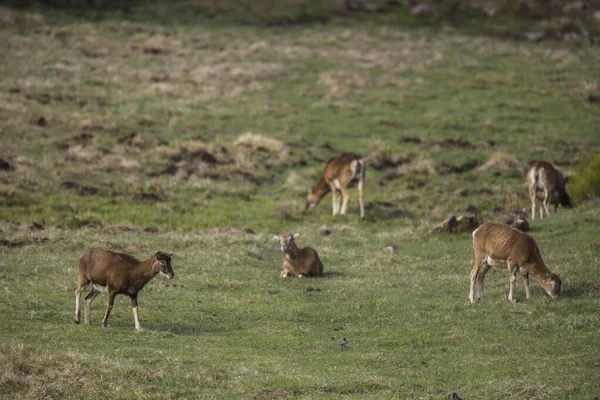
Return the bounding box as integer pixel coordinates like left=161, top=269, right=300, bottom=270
left=469, top=222, right=561, bottom=303
left=305, top=153, right=365, bottom=219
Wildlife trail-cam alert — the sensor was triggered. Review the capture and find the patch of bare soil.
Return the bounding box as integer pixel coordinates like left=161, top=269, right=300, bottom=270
left=133, top=192, right=163, bottom=202
left=399, top=136, right=423, bottom=144
left=437, top=160, right=479, bottom=175
left=398, top=136, right=477, bottom=149
left=0, top=237, right=48, bottom=248
left=364, top=201, right=410, bottom=219
left=55, top=133, right=94, bottom=151
left=382, top=158, right=438, bottom=181
left=61, top=181, right=100, bottom=196
left=433, top=138, right=475, bottom=149
left=0, top=159, right=13, bottom=171
left=367, top=151, right=411, bottom=171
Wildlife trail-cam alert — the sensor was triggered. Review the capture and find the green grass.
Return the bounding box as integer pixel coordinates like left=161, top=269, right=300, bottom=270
left=1, top=3, right=600, bottom=399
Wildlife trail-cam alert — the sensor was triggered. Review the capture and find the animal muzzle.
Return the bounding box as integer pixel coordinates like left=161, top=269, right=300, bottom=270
left=161, top=271, right=175, bottom=279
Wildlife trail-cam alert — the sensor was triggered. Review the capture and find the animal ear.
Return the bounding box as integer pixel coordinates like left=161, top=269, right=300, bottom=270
left=272, top=235, right=280, bottom=241
left=167, top=253, right=174, bottom=258
left=293, top=232, right=300, bottom=239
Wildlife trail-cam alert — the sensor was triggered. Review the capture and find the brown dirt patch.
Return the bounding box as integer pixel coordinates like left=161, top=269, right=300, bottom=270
left=433, top=138, right=475, bottom=149
left=0, top=159, right=13, bottom=171
left=367, top=151, right=411, bottom=171
left=437, top=160, right=480, bottom=175
left=0, top=237, right=48, bottom=248
left=364, top=201, right=410, bottom=219
left=61, top=181, right=100, bottom=196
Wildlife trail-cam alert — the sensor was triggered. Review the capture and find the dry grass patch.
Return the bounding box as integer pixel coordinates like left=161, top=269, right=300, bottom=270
left=65, top=144, right=104, bottom=163
left=133, top=34, right=183, bottom=55
left=234, top=133, right=286, bottom=153
left=318, top=70, right=368, bottom=97
left=478, top=152, right=524, bottom=175
left=385, top=157, right=438, bottom=180
left=0, top=7, right=44, bottom=27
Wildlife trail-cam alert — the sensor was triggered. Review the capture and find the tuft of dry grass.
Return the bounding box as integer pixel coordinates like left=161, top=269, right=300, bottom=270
left=234, top=133, right=286, bottom=153
left=318, top=70, right=368, bottom=97
left=394, top=158, right=438, bottom=177
left=478, top=152, right=524, bottom=175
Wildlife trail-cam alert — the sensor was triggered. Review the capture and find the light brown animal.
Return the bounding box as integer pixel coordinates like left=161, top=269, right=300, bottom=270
left=469, top=222, right=561, bottom=303
left=75, top=249, right=174, bottom=331
left=305, top=153, right=365, bottom=219
left=273, top=233, right=324, bottom=278
left=527, top=160, right=572, bottom=220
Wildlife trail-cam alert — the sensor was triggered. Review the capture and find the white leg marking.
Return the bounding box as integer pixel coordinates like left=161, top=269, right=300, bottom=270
left=75, top=291, right=80, bottom=322
left=331, top=189, right=339, bottom=215
left=133, top=306, right=141, bottom=331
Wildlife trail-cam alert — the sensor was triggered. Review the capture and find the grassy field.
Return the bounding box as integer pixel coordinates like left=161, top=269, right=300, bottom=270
left=1, top=3, right=600, bottom=399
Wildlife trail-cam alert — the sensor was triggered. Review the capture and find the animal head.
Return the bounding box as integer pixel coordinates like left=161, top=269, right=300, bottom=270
left=545, top=273, right=562, bottom=298
left=560, top=192, right=573, bottom=208
left=273, top=233, right=300, bottom=253
left=154, top=251, right=175, bottom=279
left=305, top=189, right=321, bottom=212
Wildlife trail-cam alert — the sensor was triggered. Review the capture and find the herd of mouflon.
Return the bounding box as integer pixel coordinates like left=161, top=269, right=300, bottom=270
left=74, top=153, right=573, bottom=331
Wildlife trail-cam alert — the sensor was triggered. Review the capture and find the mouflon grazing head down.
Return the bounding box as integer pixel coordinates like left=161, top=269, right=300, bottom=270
left=469, top=222, right=561, bottom=304
left=272, top=233, right=324, bottom=278
left=305, top=153, right=365, bottom=219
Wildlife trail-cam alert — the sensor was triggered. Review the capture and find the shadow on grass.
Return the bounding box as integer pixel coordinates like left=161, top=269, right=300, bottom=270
left=149, top=323, right=208, bottom=336
left=363, top=202, right=413, bottom=221
left=560, top=283, right=600, bottom=299
left=321, top=271, right=343, bottom=279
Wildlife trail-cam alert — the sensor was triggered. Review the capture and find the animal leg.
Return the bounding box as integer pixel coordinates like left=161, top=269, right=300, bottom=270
left=523, top=273, right=531, bottom=299
left=357, top=176, right=365, bottom=219
left=101, top=290, right=117, bottom=328
left=469, top=251, right=485, bottom=303
left=84, top=287, right=100, bottom=325
left=131, top=295, right=142, bottom=331
left=529, top=185, right=536, bottom=221
left=75, top=277, right=89, bottom=324
left=542, top=189, right=551, bottom=218
left=339, top=186, right=350, bottom=215
left=507, top=262, right=518, bottom=303
left=477, top=263, right=492, bottom=301
left=330, top=184, right=339, bottom=216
